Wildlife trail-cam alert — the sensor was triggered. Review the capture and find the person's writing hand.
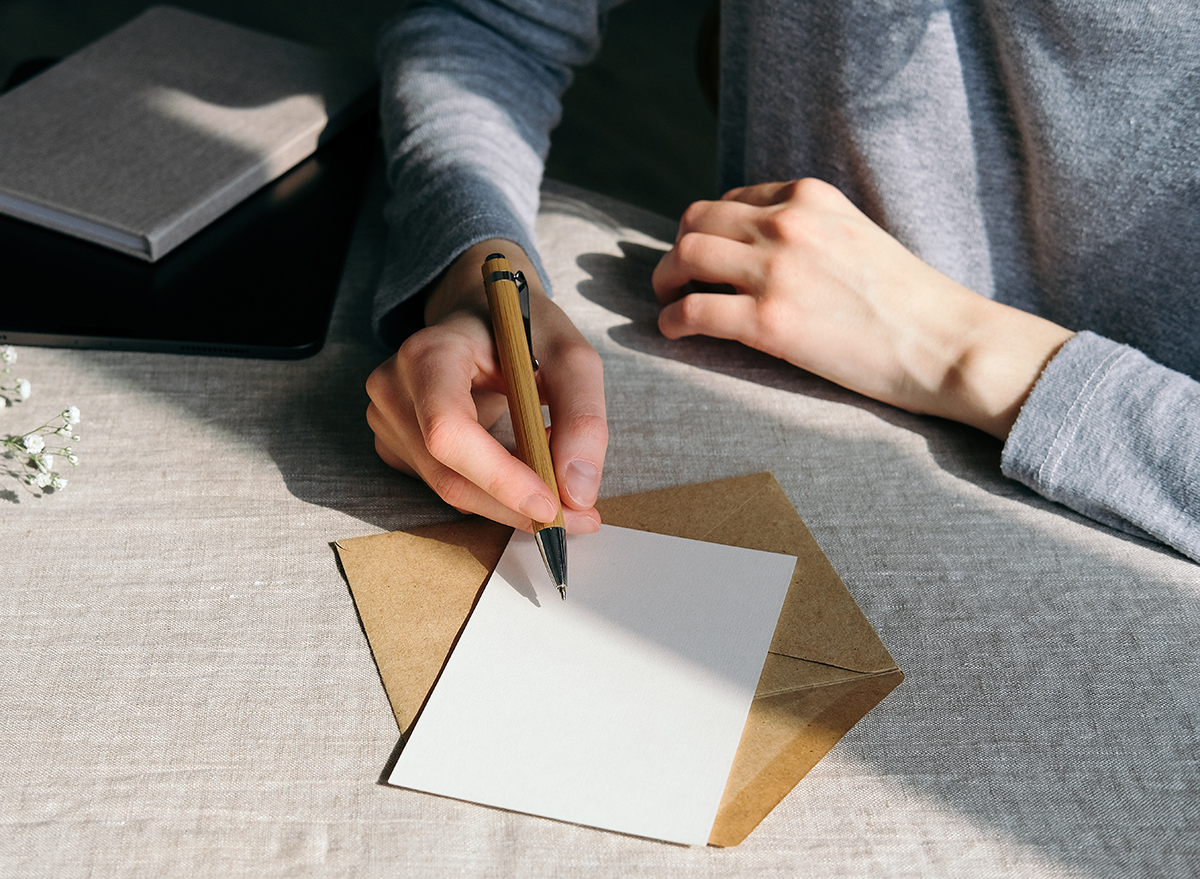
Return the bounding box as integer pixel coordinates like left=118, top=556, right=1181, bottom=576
left=367, top=240, right=607, bottom=532
left=652, top=179, right=1074, bottom=438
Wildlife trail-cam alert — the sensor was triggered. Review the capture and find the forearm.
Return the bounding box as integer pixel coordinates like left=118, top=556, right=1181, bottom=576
left=374, top=1, right=611, bottom=341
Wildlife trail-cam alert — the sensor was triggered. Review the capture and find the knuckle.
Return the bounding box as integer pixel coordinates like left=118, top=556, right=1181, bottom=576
left=364, top=400, right=384, bottom=431
left=786, top=177, right=831, bottom=203
left=674, top=292, right=708, bottom=325
left=365, top=367, right=416, bottom=430
left=397, top=324, right=468, bottom=375
left=572, top=412, right=609, bottom=447
left=373, top=435, right=416, bottom=476
left=427, top=467, right=471, bottom=509
left=394, top=332, right=436, bottom=373
left=364, top=365, right=384, bottom=399
left=674, top=232, right=708, bottom=264
left=763, top=205, right=810, bottom=243
left=421, top=413, right=468, bottom=464
left=365, top=355, right=401, bottom=403
left=778, top=179, right=806, bottom=201
left=679, top=200, right=710, bottom=230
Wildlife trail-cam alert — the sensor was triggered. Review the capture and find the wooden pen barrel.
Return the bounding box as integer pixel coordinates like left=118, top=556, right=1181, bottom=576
left=481, top=254, right=565, bottom=532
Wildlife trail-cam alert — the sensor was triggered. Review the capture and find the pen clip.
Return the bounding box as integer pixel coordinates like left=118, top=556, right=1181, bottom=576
left=514, top=270, right=538, bottom=373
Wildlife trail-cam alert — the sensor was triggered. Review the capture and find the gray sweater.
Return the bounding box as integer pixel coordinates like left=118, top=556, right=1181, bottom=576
left=375, top=0, right=1200, bottom=562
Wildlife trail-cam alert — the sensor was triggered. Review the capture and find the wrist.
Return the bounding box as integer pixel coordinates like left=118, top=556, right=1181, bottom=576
left=933, top=292, right=1075, bottom=440
left=425, top=239, right=542, bottom=326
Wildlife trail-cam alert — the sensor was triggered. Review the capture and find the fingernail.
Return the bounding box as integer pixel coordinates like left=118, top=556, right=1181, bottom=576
left=568, top=515, right=600, bottom=535
left=519, top=493, right=557, bottom=524
left=564, top=460, right=600, bottom=507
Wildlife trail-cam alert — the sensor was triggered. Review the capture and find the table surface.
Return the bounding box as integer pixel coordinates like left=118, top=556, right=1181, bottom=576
left=2, top=179, right=1197, bottom=879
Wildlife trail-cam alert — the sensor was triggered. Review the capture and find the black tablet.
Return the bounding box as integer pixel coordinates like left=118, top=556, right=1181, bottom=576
left=0, top=60, right=378, bottom=360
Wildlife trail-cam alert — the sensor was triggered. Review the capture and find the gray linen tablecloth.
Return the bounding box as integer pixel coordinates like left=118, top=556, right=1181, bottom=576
left=2, top=179, right=1197, bottom=878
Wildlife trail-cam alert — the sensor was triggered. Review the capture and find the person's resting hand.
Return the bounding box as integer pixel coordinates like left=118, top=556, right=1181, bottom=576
left=653, top=179, right=1076, bottom=439
left=366, top=239, right=607, bottom=533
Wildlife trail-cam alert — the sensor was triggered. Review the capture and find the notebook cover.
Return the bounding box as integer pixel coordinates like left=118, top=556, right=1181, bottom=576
left=0, top=5, right=376, bottom=261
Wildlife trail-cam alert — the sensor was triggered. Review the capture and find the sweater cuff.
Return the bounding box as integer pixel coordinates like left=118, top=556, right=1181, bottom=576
left=371, top=208, right=551, bottom=351
left=1001, top=331, right=1200, bottom=559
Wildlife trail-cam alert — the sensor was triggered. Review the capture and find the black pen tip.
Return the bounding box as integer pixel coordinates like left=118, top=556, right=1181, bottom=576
left=535, top=526, right=568, bottom=600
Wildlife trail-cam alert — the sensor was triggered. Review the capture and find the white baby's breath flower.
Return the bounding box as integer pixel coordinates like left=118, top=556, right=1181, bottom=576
left=1, top=349, right=83, bottom=495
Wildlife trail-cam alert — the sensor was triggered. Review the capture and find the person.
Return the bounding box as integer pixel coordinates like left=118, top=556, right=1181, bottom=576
left=364, top=0, right=1200, bottom=562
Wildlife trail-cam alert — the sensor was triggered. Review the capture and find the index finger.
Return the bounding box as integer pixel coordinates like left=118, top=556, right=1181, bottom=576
left=405, top=337, right=562, bottom=525
left=393, top=326, right=561, bottom=525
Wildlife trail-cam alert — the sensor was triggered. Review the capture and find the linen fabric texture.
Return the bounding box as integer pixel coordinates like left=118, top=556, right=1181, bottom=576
left=4, top=180, right=1198, bottom=877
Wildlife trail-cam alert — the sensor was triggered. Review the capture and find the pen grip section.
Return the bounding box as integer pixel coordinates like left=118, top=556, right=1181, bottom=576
left=482, top=255, right=565, bottom=532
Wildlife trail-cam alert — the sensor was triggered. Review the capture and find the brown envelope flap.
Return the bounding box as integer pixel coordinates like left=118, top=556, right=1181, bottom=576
left=596, top=472, right=897, bottom=674
left=708, top=656, right=904, bottom=847
left=335, top=517, right=512, bottom=733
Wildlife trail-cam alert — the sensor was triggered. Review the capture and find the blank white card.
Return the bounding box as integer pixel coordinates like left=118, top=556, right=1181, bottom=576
left=388, top=524, right=796, bottom=845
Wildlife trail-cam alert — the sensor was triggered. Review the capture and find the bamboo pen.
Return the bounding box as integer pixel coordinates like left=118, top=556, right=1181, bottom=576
left=481, top=253, right=568, bottom=598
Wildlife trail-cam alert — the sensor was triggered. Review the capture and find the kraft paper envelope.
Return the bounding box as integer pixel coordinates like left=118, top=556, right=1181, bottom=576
left=334, top=471, right=903, bottom=846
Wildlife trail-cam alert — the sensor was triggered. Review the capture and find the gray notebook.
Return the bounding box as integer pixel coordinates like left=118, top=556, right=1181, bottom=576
left=0, top=6, right=375, bottom=261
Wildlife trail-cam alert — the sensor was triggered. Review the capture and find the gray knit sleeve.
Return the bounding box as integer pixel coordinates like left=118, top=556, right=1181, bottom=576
left=1001, top=331, right=1200, bottom=562
left=372, top=0, right=612, bottom=347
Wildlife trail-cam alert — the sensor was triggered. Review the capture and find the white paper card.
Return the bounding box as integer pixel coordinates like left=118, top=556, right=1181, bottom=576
left=388, top=524, right=797, bottom=845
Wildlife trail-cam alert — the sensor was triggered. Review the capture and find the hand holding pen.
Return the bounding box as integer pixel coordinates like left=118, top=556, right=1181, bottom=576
left=365, top=239, right=607, bottom=539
